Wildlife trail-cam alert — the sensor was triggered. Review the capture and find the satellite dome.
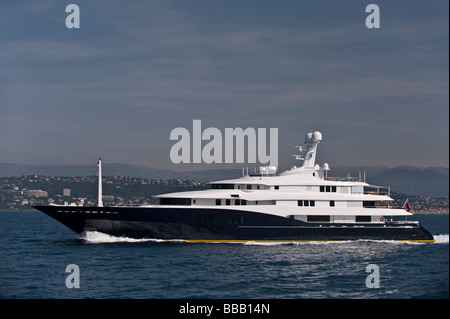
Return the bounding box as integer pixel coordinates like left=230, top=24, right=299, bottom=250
left=305, top=132, right=313, bottom=141
left=311, top=131, right=322, bottom=142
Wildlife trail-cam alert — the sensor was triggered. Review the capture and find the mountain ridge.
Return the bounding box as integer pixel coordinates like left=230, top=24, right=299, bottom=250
left=0, top=162, right=448, bottom=198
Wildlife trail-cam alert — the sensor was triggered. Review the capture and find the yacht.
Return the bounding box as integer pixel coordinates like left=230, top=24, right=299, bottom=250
left=33, top=131, right=434, bottom=242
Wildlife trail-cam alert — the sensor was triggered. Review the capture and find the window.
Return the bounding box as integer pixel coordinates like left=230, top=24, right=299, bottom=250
left=320, top=185, right=337, bottom=193
left=330, top=200, right=335, bottom=207
left=215, top=199, right=221, bottom=206
left=274, top=186, right=279, bottom=190
left=246, top=185, right=252, bottom=190
left=231, top=194, right=239, bottom=198
left=356, top=216, right=371, bottom=222
left=235, top=199, right=241, bottom=205
left=212, top=184, right=235, bottom=189
left=363, top=201, right=376, bottom=207
left=226, top=199, right=230, bottom=206
left=230, top=215, right=245, bottom=224
left=197, top=214, right=213, bottom=224
left=298, top=200, right=315, bottom=206
left=160, top=198, right=191, bottom=206
left=307, top=215, right=330, bottom=222
left=242, top=200, right=247, bottom=205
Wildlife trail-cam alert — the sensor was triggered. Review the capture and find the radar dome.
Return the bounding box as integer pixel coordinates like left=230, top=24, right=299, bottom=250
left=312, top=131, right=322, bottom=142
left=305, top=132, right=313, bottom=141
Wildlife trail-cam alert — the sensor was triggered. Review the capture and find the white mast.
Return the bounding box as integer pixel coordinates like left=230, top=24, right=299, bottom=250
left=301, top=131, right=322, bottom=168
left=97, top=157, right=103, bottom=207
left=281, top=131, right=323, bottom=176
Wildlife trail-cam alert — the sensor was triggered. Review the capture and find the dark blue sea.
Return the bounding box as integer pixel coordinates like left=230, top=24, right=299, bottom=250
left=0, top=211, right=448, bottom=299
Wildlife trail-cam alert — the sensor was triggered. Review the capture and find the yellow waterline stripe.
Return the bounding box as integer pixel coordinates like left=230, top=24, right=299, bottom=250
left=177, top=239, right=436, bottom=243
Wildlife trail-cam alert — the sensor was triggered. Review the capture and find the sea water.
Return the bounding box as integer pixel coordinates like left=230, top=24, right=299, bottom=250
left=0, top=211, right=448, bottom=299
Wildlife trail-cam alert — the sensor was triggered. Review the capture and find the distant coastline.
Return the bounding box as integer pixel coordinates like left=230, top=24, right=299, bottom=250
left=1, top=174, right=448, bottom=214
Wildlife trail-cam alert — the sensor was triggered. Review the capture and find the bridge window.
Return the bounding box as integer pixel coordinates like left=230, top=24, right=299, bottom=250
left=320, top=186, right=337, bottom=193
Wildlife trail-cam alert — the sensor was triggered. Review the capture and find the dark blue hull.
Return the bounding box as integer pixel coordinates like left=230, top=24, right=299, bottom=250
left=33, top=205, right=435, bottom=242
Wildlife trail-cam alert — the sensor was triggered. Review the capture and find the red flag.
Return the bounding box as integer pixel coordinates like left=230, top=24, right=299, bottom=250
left=403, top=199, right=411, bottom=212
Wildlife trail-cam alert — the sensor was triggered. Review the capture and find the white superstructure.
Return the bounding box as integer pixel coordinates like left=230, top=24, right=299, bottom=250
left=153, top=131, right=411, bottom=225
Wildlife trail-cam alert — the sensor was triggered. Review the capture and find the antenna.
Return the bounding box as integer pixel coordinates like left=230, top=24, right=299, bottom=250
left=292, top=146, right=305, bottom=160
left=97, top=157, right=103, bottom=207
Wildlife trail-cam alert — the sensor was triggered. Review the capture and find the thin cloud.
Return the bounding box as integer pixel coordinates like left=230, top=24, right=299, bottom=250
left=329, top=99, right=448, bottom=134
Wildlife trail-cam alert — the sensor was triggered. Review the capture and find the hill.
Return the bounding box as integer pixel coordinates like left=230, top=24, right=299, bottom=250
left=368, top=166, right=449, bottom=198
left=0, top=163, right=448, bottom=198
left=0, top=163, right=239, bottom=182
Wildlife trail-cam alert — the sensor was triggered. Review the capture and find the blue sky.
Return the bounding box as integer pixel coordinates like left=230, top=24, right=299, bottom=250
left=0, top=0, right=448, bottom=172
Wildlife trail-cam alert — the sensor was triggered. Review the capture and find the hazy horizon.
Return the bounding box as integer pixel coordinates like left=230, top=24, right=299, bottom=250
left=1, top=160, right=448, bottom=173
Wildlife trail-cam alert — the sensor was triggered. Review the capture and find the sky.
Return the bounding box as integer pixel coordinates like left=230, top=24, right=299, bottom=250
left=0, top=0, right=448, bottom=172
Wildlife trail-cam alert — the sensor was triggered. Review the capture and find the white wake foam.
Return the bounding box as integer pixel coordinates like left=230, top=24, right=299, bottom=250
left=433, top=234, right=449, bottom=244
left=79, top=231, right=449, bottom=245
left=79, top=231, right=174, bottom=244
